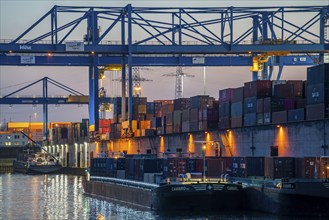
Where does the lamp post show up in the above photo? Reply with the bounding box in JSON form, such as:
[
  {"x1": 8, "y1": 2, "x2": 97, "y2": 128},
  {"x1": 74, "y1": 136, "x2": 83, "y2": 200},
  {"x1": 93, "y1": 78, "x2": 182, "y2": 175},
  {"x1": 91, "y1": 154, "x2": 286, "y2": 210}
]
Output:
[{"x1": 202, "y1": 143, "x2": 207, "y2": 182}]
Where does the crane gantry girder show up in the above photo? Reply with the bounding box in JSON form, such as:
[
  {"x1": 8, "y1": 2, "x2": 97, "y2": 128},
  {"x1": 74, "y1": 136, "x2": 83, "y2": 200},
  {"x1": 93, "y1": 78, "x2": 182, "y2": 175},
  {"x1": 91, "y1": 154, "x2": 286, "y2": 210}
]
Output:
[
  {"x1": 0, "y1": 44, "x2": 328, "y2": 54},
  {"x1": 0, "y1": 4, "x2": 328, "y2": 134},
  {"x1": 0, "y1": 54, "x2": 318, "y2": 66}
]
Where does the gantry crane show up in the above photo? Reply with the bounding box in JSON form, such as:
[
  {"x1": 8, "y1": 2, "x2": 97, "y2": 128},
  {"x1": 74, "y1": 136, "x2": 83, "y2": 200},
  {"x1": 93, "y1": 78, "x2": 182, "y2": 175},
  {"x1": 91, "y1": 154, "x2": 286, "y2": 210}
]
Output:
[{"x1": 0, "y1": 5, "x2": 328, "y2": 136}]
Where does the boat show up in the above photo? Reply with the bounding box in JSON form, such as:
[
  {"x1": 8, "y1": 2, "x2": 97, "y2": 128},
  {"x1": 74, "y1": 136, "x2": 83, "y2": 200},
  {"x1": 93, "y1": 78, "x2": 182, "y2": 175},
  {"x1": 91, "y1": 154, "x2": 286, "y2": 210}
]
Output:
[
  {"x1": 13, "y1": 132, "x2": 62, "y2": 174},
  {"x1": 84, "y1": 158, "x2": 245, "y2": 213},
  {"x1": 13, "y1": 152, "x2": 62, "y2": 174},
  {"x1": 151, "y1": 175, "x2": 245, "y2": 212},
  {"x1": 238, "y1": 178, "x2": 329, "y2": 217}
]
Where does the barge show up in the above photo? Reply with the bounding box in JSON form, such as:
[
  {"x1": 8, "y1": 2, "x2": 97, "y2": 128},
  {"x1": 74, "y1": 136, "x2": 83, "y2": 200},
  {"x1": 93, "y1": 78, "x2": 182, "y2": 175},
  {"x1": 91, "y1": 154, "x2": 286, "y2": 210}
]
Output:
[
  {"x1": 84, "y1": 175, "x2": 245, "y2": 212},
  {"x1": 152, "y1": 177, "x2": 244, "y2": 212},
  {"x1": 242, "y1": 178, "x2": 329, "y2": 217}
]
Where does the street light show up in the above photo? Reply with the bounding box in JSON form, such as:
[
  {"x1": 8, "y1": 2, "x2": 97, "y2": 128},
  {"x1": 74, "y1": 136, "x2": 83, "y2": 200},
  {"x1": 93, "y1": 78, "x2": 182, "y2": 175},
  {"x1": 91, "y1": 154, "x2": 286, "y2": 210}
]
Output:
[
  {"x1": 194, "y1": 140, "x2": 219, "y2": 182},
  {"x1": 202, "y1": 143, "x2": 207, "y2": 182}
]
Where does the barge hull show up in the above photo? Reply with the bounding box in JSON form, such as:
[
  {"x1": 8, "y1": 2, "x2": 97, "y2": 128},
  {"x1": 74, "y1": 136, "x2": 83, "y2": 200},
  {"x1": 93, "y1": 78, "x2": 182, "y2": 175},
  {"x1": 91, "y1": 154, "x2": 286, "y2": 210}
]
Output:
[
  {"x1": 84, "y1": 180, "x2": 153, "y2": 210},
  {"x1": 245, "y1": 181, "x2": 329, "y2": 217}
]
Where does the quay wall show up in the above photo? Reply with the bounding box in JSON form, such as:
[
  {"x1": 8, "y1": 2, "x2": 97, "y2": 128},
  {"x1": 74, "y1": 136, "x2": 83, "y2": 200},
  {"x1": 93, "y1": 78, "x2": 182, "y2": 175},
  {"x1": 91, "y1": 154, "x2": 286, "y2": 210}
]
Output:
[
  {"x1": 40, "y1": 120, "x2": 329, "y2": 170},
  {"x1": 107, "y1": 120, "x2": 328, "y2": 158}
]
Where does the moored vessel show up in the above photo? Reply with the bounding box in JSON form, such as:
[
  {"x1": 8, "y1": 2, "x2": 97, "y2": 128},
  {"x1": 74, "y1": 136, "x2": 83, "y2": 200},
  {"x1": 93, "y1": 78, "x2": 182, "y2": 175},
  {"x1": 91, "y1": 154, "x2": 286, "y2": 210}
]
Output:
[
  {"x1": 151, "y1": 176, "x2": 244, "y2": 212},
  {"x1": 13, "y1": 152, "x2": 62, "y2": 174},
  {"x1": 236, "y1": 177, "x2": 329, "y2": 217}
]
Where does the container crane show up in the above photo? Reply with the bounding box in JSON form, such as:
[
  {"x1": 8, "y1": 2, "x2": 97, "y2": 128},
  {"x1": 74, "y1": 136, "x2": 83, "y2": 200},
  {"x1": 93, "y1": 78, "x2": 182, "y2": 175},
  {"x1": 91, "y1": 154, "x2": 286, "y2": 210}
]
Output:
[
  {"x1": 162, "y1": 67, "x2": 195, "y2": 99},
  {"x1": 0, "y1": 5, "x2": 327, "y2": 135}
]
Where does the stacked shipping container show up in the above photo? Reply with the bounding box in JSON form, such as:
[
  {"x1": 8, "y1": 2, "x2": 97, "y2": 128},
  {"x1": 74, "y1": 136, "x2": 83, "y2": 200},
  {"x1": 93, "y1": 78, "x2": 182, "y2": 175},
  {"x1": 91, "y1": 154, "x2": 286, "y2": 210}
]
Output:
[
  {"x1": 90, "y1": 156, "x2": 329, "y2": 182},
  {"x1": 94, "y1": 64, "x2": 327, "y2": 142},
  {"x1": 306, "y1": 64, "x2": 329, "y2": 120}
]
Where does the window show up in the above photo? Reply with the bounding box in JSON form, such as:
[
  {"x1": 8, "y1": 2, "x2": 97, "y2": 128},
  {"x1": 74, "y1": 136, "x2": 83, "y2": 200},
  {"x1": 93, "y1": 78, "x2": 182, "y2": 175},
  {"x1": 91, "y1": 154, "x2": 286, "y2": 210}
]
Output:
[{"x1": 5, "y1": 142, "x2": 11, "y2": 146}]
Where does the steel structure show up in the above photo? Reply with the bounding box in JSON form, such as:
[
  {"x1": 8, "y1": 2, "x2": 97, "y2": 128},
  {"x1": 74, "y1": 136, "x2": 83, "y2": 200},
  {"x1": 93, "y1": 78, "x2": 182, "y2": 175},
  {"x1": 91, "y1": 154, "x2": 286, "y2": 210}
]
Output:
[
  {"x1": 163, "y1": 67, "x2": 195, "y2": 99},
  {"x1": 0, "y1": 77, "x2": 87, "y2": 140},
  {"x1": 0, "y1": 5, "x2": 328, "y2": 134}
]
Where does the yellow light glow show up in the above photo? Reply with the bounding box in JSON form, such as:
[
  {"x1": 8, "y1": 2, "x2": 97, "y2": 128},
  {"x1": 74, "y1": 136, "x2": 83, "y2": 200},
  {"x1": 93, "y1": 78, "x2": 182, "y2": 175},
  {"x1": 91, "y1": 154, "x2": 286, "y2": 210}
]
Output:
[
  {"x1": 275, "y1": 126, "x2": 289, "y2": 156},
  {"x1": 227, "y1": 130, "x2": 236, "y2": 156},
  {"x1": 159, "y1": 136, "x2": 165, "y2": 153},
  {"x1": 188, "y1": 134, "x2": 194, "y2": 153},
  {"x1": 205, "y1": 133, "x2": 211, "y2": 155},
  {"x1": 91, "y1": 51, "x2": 95, "y2": 54},
  {"x1": 128, "y1": 139, "x2": 131, "y2": 154},
  {"x1": 47, "y1": 53, "x2": 52, "y2": 56}
]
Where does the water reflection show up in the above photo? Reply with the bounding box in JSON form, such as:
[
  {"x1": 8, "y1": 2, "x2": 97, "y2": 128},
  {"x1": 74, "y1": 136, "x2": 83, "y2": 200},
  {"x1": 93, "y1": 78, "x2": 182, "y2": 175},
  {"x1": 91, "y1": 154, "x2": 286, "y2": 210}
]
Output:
[{"x1": 0, "y1": 174, "x2": 315, "y2": 220}]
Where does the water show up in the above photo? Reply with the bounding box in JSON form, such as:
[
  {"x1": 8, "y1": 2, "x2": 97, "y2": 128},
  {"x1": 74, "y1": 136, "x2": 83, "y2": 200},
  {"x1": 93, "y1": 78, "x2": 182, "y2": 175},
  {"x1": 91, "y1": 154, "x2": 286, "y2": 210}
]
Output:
[{"x1": 0, "y1": 174, "x2": 322, "y2": 220}]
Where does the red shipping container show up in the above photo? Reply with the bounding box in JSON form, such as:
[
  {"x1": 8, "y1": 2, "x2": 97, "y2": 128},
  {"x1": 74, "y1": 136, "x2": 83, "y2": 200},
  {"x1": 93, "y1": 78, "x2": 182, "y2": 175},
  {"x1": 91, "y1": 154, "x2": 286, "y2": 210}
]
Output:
[
  {"x1": 274, "y1": 83, "x2": 294, "y2": 98},
  {"x1": 99, "y1": 119, "x2": 112, "y2": 128},
  {"x1": 244, "y1": 80, "x2": 272, "y2": 98},
  {"x1": 231, "y1": 116, "x2": 243, "y2": 128},
  {"x1": 287, "y1": 80, "x2": 304, "y2": 97},
  {"x1": 284, "y1": 98, "x2": 295, "y2": 110}
]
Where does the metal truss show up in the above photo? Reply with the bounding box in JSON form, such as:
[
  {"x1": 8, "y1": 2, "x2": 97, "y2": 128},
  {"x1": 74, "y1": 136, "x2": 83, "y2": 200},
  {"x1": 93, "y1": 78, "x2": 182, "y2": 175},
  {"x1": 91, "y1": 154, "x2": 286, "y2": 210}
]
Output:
[{"x1": 0, "y1": 4, "x2": 328, "y2": 133}]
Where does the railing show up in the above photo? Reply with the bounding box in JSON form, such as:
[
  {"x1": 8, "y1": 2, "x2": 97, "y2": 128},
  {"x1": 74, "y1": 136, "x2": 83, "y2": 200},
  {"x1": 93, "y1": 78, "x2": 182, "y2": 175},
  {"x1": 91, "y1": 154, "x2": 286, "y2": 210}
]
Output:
[
  {"x1": 90, "y1": 176, "x2": 159, "y2": 190},
  {"x1": 0, "y1": 39, "x2": 322, "y2": 45}
]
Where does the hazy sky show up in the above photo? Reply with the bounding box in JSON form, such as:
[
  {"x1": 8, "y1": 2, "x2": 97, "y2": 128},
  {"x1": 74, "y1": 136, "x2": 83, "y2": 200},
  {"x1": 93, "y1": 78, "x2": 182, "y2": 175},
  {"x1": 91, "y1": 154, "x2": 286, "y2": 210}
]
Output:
[{"x1": 0, "y1": 0, "x2": 328, "y2": 124}]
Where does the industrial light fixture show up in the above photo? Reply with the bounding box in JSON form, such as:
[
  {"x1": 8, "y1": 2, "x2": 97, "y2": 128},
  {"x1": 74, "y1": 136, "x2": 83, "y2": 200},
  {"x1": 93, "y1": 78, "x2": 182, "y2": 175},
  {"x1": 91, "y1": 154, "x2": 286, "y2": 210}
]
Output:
[
  {"x1": 47, "y1": 52, "x2": 52, "y2": 56},
  {"x1": 276, "y1": 125, "x2": 281, "y2": 128},
  {"x1": 91, "y1": 51, "x2": 95, "y2": 54}
]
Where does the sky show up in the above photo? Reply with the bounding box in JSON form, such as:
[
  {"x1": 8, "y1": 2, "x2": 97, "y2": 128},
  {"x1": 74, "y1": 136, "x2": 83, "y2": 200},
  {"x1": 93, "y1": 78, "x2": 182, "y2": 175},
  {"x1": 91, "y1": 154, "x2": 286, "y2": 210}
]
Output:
[{"x1": 0, "y1": 0, "x2": 328, "y2": 124}]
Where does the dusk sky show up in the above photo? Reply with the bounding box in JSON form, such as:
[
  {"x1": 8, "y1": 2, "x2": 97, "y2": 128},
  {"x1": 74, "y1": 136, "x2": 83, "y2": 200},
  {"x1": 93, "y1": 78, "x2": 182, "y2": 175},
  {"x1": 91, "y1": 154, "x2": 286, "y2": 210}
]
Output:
[{"x1": 0, "y1": 0, "x2": 328, "y2": 124}]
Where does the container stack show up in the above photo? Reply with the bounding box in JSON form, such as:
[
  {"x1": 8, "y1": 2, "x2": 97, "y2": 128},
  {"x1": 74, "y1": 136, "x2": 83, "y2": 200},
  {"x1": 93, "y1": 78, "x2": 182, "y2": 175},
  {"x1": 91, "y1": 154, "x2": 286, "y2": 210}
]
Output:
[
  {"x1": 91, "y1": 64, "x2": 327, "y2": 142},
  {"x1": 190, "y1": 95, "x2": 215, "y2": 132},
  {"x1": 90, "y1": 155, "x2": 329, "y2": 182},
  {"x1": 306, "y1": 64, "x2": 329, "y2": 120},
  {"x1": 231, "y1": 87, "x2": 244, "y2": 128},
  {"x1": 244, "y1": 80, "x2": 272, "y2": 126},
  {"x1": 218, "y1": 89, "x2": 232, "y2": 129}
]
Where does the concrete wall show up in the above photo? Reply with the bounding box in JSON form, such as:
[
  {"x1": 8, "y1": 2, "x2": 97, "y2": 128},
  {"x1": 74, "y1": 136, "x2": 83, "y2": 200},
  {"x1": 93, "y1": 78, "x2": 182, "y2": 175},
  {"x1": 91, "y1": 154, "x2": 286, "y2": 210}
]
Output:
[
  {"x1": 47, "y1": 120, "x2": 329, "y2": 167},
  {"x1": 108, "y1": 120, "x2": 329, "y2": 158}
]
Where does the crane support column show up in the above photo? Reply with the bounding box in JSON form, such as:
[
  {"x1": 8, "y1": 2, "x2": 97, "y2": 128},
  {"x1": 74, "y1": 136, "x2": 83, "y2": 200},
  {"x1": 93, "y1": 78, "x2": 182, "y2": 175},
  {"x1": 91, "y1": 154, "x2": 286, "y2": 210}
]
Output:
[
  {"x1": 88, "y1": 57, "x2": 99, "y2": 133},
  {"x1": 252, "y1": 15, "x2": 259, "y2": 81},
  {"x1": 127, "y1": 4, "x2": 133, "y2": 124},
  {"x1": 43, "y1": 78, "x2": 48, "y2": 144},
  {"x1": 88, "y1": 8, "x2": 100, "y2": 133},
  {"x1": 121, "y1": 57, "x2": 127, "y2": 121},
  {"x1": 319, "y1": 8, "x2": 328, "y2": 63},
  {"x1": 121, "y1": 9, "x2": 126, "y2": 121}
]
